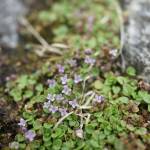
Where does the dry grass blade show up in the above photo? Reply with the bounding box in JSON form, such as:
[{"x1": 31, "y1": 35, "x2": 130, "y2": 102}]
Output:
[
  {"x1": 20, "y1": 17, "x2": 63, "y2": 56},
  {"x1": 53, "y1": 111, "x2": 74, "y2": 130}
]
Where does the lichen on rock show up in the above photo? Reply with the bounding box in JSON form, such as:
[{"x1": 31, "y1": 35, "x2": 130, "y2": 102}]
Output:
[
  {"x1": 122, "y1": 0, "x2": 150, "y2": 82},
  {"x1": 0, "y1": 0, "x2": 26, "y2": 48}
]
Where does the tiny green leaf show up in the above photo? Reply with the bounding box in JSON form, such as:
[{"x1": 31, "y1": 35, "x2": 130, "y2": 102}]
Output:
[{"x1": 126, "y1": 66, "x2": 136, "y2": 76}]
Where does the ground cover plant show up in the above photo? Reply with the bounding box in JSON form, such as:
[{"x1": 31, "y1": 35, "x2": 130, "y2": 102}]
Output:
[{"x1": 0, "y1": 0, "x2": 150, "y2": 149}]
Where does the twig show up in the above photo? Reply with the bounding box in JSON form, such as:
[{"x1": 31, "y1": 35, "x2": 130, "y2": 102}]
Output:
[
  {"x1": 114, "y1": 1, "x2": 125, "y2": 57},
  {"x1": 79, "y1": 111, "x2": 84, "y2": 129},
  {"x1": 51, "y1": 43, "x2": 69, "y2": 49},
  {"x1": 35, "y1": 45, "x2": 63, "y2": 56},
  {"x1": 20, "y1": 17, "x2": 49, "y2": 47},
  {"x1": 78, "y1": 92, "x2": 95, "y2": 110},
  {"x1": 82, "y1": 92, "x2": 95, "y2": 107},
  {"x1": 82, "y1": 91, "x2": 94, "y2": 103},
  {"x1": 20, "y1": 17, "x2": 62, "y2": 55},
  {"x1": 78, "y1": 105, "x2": 92, "y2": 109},
  {"x1": 81, "y1": 76, "x2": 91, "y2": 104},
  {"x1": 53, "y1": 111, "x2": 74, "y2": 130},
  {"x1": 85, "y1": 113, "x2": 91, "y2": 125}
]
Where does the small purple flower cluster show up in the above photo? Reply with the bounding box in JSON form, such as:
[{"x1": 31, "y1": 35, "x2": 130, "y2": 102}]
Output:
[
  {"x1": 43, "y1": 53, "x2": 97, "y2": 120},
  {"x1": 18, "y1": 118, "x2": 26, "y2": 127},
  {"x1": 62, "y1": 85, "x2": 72, "y2": 95},
  {"x1": 44, "y1": 64, "x2": 82, "y2": 116},
  {"x1": 25, "y1": 130, "x2": 36, "y2": 142},
  {"x1": 67, "y1": 59, "x2": 77, "y2": 67},
  {"x1": 57, "y1": 64, "x2": 65, "y2": 73},
  {"x1": 18, "y1": 118, "x2": 36, "y2": 142},
  {"x1": 44, "y1": 93, "x2": 65, "y2": 107},
  {"x1": 43, "y1": 100, "x2": 51, "y2": 109},
  {"x1": 47, "y1": 94, "x2": 54, "y2": 101},
  {"x1": 59, "y1": 108, "x2": 68, "y2": 116},
  {"x1": 69, "y1": 100, "x2": 78, "y2": 108},
  {"x1": 18, "y1": 46, "x2": 100, "y2": 143},
  {"x1": 84, "y1": 56, "x2": 96, "y2": 65},
  {"x1": 83, "y1": 48, "x2": 96, "y2": 66},
  {"x1": 49, "y1": 105, "x2": 58, "y2": 113},
  {"x1": 43, "y1": 90, "x2": 79, "y2": 116},
  {"x1": 74, "y1": 74, "x2": 82, "y2": 84},
  {"x1": 47, "y1": 79, "x2": 56, "y2": 88},
  {"x1": 61, "y1": 74, "x2": 68, "y2": 85},
  {"x1": 84, "y1": 49, "x2": 92, "y2": 55},
  {"x1": 43, "y1": 93, "x2": 67, "y2": 115},
  {"x1": 55, "y1": 94, "x2": 64, "y2": 101}
]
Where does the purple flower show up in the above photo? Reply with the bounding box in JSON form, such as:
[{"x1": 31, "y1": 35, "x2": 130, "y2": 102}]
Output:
[
  {"x1": 59, "y1": 108, "x2": 68, "y2": 116},
  {"x1": 47, "y1": 79, "x2": 56, "y2": 88},
  {"x1": 62, "y1": 85, "x2": 71, "y2": 95},
  {"x1": 84, "y1": 49, "x2": 92, "y2": 55},
  {"x1": 49, "y1": 106, "x2": 58, "y2": 113},
  {"x1": 43, "y1": 101, "x2": 51, "y2": 109},
  {"x1": 74, "y1": 74, "x2": 82, "y2": 84},
  {"x1": 61, "y1": 74, "x2": 68, "y2": 85},
  {"x1": 67, "y1": 59, "x2": 77, "y2": 67},
  {"x1": 18, "y1": 118, "x2": 26, "y2": 127},
  {"x1": 47, "y1": 94, "x2": 55, "y2": 101},
  {"x1": 47, "y1": 94, "x2": 52, "y2": 100},
  {"x1": 25, "y1": 130, "x2": 36, "y2": 142},
  {"x1": 22, "y1": 127, "x2": 27, "y2": 132},
  {"x1": 84, "y1": 56, "x2": 96, "y2": 65},
  {"x1": 95, "y1": 95, "x2": 105, "y2": 103},
  {"x1": 55, "y1": 94, "x2": 64, "y2": 101},
  {"x1": 57, "y1": 64, "x2": 65, "y2": 73},
  {"x1": 69, "y1": 100, "x2": 78, "y2": 108}
]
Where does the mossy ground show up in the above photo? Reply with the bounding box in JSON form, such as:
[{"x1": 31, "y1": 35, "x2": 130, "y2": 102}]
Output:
[{"x1": 0, "y1": 0, "x2": 150, "y2": 150}]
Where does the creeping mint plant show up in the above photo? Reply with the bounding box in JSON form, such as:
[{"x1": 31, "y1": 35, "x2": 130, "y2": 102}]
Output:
[{"x1": 4, "y1": 0, "x2": 150, "y2": 149}]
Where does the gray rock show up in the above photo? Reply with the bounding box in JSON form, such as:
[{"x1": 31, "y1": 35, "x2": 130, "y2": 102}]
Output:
[
  {"x1": 0, "y1": 0, "x2": 26, "y2": 48},
  {"x1": 122, "y1": 0, "x2": 150, "y2": 82}
]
